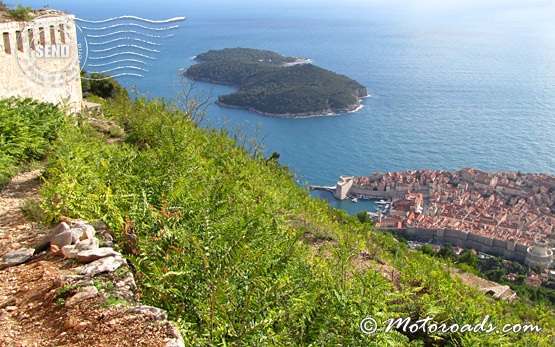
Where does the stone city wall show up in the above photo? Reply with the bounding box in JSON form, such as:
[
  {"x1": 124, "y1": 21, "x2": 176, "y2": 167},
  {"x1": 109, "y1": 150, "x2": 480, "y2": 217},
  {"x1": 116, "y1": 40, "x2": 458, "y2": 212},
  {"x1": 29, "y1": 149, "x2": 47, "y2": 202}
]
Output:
[
  {"x1": 385, "y1": 227, "x2": 528, "y2": 262},
  {"x1": 348, "y1": 186, "x2": 405, "y2": 199}
]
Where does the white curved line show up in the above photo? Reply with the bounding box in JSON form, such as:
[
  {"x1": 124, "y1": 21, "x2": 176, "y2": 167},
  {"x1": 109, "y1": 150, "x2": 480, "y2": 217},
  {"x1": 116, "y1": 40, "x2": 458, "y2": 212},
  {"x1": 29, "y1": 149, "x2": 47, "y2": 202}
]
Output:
[
  {"x1": 82, "y1": 23, "x2": 180, "y2": 31},
  {"x1": 91, "y1": 44, "x2": 160, "y2": 53},
  {"x1": 86, "y1": 30, "x2": 174, "y2": 38},
  {"x1": 87, "y1": 59, "x2": 150, "y2": 67},
  {"x1": 88, "y1": 52, "x2": 157, "y2": 60},
  {"x1": 89, "y1": 37, "x2": 161, "y2": 46},
  {"x1": 85, "y1": 72, "x2": 144, "y2": 80},
  {"x1": 76, "y1": 16, "x2": 185, "y2": 24},
  {"x1": 96, "y1": 66, "x2": 149, "y2": 74}
]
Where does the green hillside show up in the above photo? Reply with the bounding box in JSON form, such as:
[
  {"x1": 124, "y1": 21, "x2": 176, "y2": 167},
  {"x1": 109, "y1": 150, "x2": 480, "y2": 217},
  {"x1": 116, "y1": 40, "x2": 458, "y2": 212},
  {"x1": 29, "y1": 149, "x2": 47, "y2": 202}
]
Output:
[
  {"x1": 3, "y1": 95, "x2": 554, "y2": 346},
  {"x1": 0, "y1": 98, "x2": 64, "y2": 187},
  {"x1": 185, "y1": 48, "x2": 367, "y2": 117}
]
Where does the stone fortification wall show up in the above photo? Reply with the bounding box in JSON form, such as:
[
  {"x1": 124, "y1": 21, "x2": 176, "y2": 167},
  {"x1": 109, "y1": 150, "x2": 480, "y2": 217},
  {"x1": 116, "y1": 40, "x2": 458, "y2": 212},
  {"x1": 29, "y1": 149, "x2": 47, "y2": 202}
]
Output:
[
  {"x1": 348, "y1": 186, "x2": 405, "y2": 199},
  {"x1": 386, "y1": 227, "x2": 529, "y2": 263},
  {"x1": 0, "y1": 13, "x2": 82, "y2": 111}
]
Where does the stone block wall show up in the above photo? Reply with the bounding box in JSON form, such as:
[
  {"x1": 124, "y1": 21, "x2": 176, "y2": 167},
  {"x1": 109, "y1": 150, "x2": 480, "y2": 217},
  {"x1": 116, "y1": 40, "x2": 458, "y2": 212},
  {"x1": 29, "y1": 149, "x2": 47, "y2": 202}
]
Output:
[
  {"x1": 388, "y1": 227, "x2": 529, "y2": 263},
  {"x1": 0, "y1": 14, "x2": 82, "y2": 112}
]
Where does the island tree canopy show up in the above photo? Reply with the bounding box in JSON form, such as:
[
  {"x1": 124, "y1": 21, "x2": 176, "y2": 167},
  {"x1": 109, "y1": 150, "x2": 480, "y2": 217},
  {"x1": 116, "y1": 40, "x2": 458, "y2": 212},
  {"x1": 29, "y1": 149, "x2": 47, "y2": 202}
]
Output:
[{"x1": 185, "y1": 48, "x2": 367, "y2": 117}]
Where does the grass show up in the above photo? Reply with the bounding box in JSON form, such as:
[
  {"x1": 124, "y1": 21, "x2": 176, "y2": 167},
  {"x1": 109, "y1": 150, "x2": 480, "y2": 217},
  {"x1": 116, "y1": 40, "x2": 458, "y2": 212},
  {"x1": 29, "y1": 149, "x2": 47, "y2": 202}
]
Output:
[
  {"x1": 21, "y1": 197, "x2": 46, "y2": 223},
  {"x1": 56, "y1": 284, "x2": 72, "y2": 297},
  {"x1": 4, "y1": 94, "x2": 553, "y2": 346},
  {"x1": 55, "y1": 297, "x2": 66, "y2": 307},
  {"x1": 93, "y1": 279, "x2": 115, "y2": 292},
  {"x1": 99, "y1": 297, "x2": 130, "y2": 308}
]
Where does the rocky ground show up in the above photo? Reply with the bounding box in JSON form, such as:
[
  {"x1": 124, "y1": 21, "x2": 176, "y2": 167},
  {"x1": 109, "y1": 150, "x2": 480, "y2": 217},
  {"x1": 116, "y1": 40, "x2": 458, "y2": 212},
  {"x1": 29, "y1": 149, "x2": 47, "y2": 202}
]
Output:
[{"x1": 0, "y1": 170, "x2": 183, "y2": 347}]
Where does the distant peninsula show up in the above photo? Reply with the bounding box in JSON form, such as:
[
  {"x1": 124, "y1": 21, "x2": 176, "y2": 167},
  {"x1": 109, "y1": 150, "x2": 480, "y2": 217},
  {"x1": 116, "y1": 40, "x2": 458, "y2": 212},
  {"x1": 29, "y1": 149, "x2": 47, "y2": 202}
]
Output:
[{"x1": 184, "y1": 48, "x2": 368, "y2": 117}]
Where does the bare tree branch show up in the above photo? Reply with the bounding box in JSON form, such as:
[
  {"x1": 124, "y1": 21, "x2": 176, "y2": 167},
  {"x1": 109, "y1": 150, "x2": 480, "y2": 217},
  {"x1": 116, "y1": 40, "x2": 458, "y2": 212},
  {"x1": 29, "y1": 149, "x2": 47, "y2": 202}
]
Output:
[{"x1": 171, "y1": 72, "x2": 213, "y2": 127}]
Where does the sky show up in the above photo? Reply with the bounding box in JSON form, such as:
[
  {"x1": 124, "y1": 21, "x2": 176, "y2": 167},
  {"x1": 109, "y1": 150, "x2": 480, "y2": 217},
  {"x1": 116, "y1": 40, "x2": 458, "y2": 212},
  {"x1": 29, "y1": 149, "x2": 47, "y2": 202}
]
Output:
[
  {"x1": 13, "y1": 0, "x2": 555, "y2": 15},
  {"x1": 11, "y1": 0, "x2": 555, "y2": 31}
]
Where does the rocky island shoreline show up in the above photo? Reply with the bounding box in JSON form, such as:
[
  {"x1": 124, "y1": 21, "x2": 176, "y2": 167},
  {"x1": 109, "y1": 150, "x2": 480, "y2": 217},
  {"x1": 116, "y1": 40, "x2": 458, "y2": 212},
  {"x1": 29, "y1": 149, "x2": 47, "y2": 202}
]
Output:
[{"x1": 214, "y1": 96, "x2": 367, "y2": 118}]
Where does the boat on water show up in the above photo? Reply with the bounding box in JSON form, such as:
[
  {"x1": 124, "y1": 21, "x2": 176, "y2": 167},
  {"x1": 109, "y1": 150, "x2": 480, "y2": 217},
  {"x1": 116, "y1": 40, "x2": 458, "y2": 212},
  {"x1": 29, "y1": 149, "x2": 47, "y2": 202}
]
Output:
[
  {"x1": 375, "y1": 199, "x2": 388, "y2": 204},
  {"x1": 352, "y1": 197, "x2": 358, "y2": 203}
]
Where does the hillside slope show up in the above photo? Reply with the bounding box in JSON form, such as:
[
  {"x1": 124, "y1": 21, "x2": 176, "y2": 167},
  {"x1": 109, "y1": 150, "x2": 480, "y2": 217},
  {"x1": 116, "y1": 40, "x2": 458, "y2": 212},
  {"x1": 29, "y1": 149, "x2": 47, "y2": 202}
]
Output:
[{"x1": 2, "y1": 95, "x2": 553, "y2": 346}]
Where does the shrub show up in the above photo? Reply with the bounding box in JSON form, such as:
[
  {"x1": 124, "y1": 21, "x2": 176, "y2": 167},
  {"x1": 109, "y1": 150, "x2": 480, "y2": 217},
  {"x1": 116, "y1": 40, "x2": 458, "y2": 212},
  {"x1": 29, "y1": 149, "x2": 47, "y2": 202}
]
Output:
[
  {"x1": 0, "y1": 98, "x2": 65, "y2": 187},
  {"x1": 85, "y1": 73, "x2": 127, "y2": 99},
  {"x1": 8, "y1": 4, "x2": 33, "y2": 21}
]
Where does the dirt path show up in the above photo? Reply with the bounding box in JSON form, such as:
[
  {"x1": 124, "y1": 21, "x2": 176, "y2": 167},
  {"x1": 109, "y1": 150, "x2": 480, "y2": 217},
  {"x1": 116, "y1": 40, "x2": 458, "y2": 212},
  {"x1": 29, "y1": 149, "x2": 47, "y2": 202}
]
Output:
[
  {"x1": 0, "y1": 169, "x2": 46, "y2": 256},
  {"x1": 0, "y1": 170, "x2": 181, "y2": 347}
]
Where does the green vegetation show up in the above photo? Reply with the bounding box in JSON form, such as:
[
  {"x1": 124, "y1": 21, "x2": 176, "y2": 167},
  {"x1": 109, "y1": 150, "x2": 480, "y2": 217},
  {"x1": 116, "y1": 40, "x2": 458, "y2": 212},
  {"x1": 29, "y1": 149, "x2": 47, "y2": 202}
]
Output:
[
  {"x1": 56, "y1": 284, "x2": 72, "y2": 297},
  {"x1": 54, "y1": 283, "x2": 75, "y2": 307},
  {"x1": 195, "y1": 48, "x2": 297, "y2": 65},
  {"x1": 99, "y1": 297, "x2": 130, "y2": 308},
  {"x1": 418, "y1": 244, "x2": 555, "y2": 307},
  {"x1": 0, "y1": 98, "x2": 65, "y2": 188},
  {"x1": 81, "y1": 71, "x2": 127, "y2": 99},
  {"x1": 185, "y1": 48, "x2": 367, "y2": 116},
  {"x1": 356, "y1": 210, "x2": 373, "y2": 224},
  {"x1": 2, "y1": 95, "x2": 554, "y2": 345},
  {"x1": 0, "y1": 4, "x2": 33, "y2": 21},
  {"x1": 479, "y1": 256, "x2": 555, "y2": 308},
  {"x1": 21, "y1": 197, "x2": 46, "y2": 222},
  {"x1": 455, "y1": 250, "x2": 480, "y2": 275}
]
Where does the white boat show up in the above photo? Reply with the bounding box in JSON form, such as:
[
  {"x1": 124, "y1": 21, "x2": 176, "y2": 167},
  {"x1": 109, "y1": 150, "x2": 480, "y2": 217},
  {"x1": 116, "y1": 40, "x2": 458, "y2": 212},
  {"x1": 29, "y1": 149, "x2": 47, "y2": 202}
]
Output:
[
  {"x1": 376, "y1": 199, "x2": 388, "y2": 204},
  {"x1": 352, "y1": 197, "x2": 358, "y2": 202}
]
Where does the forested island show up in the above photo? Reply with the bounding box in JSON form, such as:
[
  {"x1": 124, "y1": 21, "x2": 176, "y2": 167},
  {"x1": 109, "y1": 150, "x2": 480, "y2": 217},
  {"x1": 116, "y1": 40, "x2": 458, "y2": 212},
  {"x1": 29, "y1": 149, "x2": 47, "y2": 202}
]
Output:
[{"x1": 184, "y1": 48, "x2": 368, "y2": 117}]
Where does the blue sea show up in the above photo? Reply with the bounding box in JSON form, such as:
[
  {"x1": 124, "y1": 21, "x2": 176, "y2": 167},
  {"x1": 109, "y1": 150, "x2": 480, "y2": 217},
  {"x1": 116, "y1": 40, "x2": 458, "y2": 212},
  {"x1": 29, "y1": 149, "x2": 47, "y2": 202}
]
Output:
[{"x1": 24, "y1": 0, "x2": 555, "y2": 214}]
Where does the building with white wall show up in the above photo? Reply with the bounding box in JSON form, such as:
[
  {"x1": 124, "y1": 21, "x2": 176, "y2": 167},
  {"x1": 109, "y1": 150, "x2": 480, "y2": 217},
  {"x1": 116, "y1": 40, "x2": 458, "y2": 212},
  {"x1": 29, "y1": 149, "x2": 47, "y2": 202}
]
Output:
[{"x1": 0, "y1": 10, "x2": 82, "y2": 111}]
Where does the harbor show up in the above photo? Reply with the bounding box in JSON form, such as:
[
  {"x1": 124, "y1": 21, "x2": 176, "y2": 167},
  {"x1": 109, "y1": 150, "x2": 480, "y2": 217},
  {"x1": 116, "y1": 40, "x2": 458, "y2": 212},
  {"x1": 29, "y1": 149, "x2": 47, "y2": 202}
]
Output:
[{"x1": 309, "y1": 185, "x2": 392, "y2": 218}]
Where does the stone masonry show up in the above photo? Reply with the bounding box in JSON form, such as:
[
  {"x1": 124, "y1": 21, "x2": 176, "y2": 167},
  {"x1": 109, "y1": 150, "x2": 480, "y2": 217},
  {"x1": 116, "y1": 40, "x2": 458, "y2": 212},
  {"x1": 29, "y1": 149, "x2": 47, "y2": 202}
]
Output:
[{"x1": 0, "y1": 11, "x2": 82, "y2": 112}]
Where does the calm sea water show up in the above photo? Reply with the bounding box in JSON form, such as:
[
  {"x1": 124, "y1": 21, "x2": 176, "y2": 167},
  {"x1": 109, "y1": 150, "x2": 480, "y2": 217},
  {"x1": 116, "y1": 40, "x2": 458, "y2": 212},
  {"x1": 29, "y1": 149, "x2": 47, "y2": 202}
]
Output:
[{"x1": 26, "y1": 0, "x2": 555, "y2": 214}]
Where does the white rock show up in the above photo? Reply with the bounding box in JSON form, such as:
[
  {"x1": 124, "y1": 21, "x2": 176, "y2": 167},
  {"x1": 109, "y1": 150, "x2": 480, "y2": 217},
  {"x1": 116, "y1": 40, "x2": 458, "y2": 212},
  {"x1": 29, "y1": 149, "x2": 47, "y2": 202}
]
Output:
[
  {"x1": 78, "y1": 255, "x2": 125, "y2": 276},
  {"x1": 1, "y1": 248, "x2": 35, "y2": 268},
  {"x1": 71, "y1": 221, "x2": 89, "y2": 230},
  {"x1": 79, "y1": 225, "x2": 96, "y2": 241},
  {"x1": 75, "y1": 238, "x2": 99, "y2": 252},
  {"x1": 32, "y1": 222, "x2": 70, "y2": 253},
  {"x1": 65, "y1": 286, "x2": 98, "y2": 307},
  {"x1": 77, "y1": 247, "x2": 119, "y2": 263},
  {"x1": 101, "y1": 232, "x2": 113, "y2": 247},
  {"x1": 67, "y1": 228, "x2": 84, "y2": 243},
  {"x1": 56, "y1": 222, "x2": 71, "y2": 232},
  {"x1": 61, "y1": 245, "x2": 76, "y2": 259},
  {"x1": 51, "y1": 231, "x2": 73, "y2": 249},
  {"x1": 131, "y1": 305, "x2": 167, "y2": 320}
]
